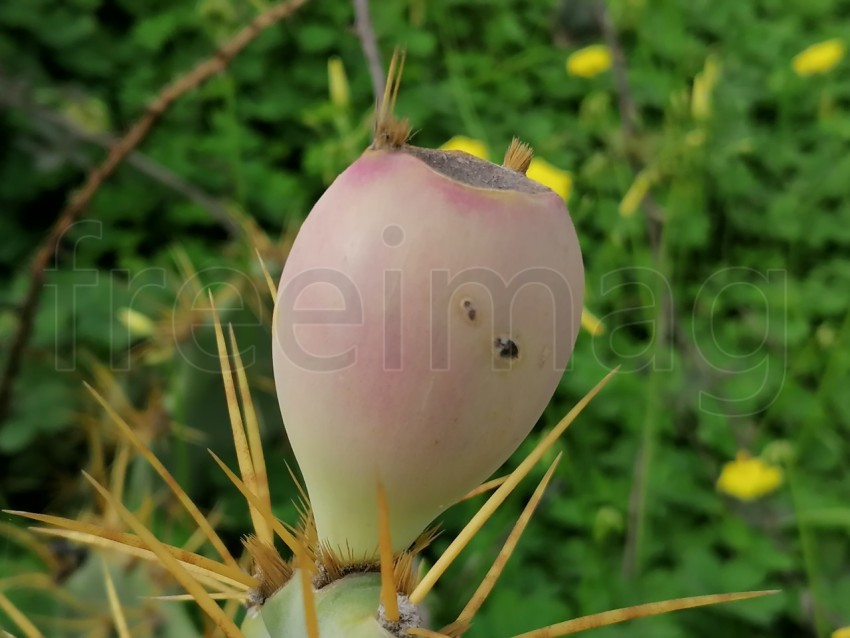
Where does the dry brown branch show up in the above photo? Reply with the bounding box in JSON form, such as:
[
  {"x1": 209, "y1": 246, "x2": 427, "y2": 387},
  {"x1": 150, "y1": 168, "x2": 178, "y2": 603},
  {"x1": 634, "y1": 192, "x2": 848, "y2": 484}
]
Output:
[
  {"x1": 0, "y1": 72, "x2": 240, "y2": 234},
  {"x1": 352, "y1": 0, "x2": 385, "y2": 107},
  {"x1": 0, "y1": 0, "x2": 310, "y2": 422}
]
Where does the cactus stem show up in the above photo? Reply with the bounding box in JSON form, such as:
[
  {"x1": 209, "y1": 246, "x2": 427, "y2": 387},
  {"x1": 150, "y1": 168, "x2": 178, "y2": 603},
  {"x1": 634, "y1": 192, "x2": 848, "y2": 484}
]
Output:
[
  {"x1": 510, "y1": 590, "x2": 781, "y2": 637},
  {"x1": 445, "y1": 454, "x2": 563, "y2": 636},
  {"x1": 376, "y1": 481, "x2": 400, "y2": 623},
  {"x1": 101, "y1": 559, "x2": 131, "y2": 638},
  {"x1": 410, "y1": 368, "x2": 619, "y2": 605},
  {"x1": 81, "y1": 472, "x2": 244, "y2": 638},
  {"x1": 406, "y1": 629, "x2": 451, "y2": 638},
  {"x1": 83, "y1": 382, "x2": 240, "y2": 570}
]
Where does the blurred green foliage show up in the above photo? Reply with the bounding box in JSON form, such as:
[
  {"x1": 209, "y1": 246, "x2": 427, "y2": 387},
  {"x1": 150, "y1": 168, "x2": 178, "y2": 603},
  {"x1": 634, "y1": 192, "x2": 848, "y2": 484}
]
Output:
[{"x1": 2, "y1": 0, "x2": 850, "y2": 636}]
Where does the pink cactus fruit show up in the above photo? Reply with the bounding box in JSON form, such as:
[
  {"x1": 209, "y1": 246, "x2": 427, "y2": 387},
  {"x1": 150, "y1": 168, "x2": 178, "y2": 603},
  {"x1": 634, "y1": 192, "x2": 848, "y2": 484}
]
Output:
[{"x1": 272, "y1": 142, "x2": 584, "y2": 559}]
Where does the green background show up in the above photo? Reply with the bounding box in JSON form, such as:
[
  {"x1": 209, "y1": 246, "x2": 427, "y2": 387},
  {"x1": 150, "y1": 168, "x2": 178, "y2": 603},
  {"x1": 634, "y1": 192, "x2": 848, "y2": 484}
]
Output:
[{"x1": 1, "y1": 0, "x2": 849, "y2": 636}]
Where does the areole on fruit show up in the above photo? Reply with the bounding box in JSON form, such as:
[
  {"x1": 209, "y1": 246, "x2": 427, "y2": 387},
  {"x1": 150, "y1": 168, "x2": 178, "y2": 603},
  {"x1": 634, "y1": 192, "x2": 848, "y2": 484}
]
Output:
[{"x1": 272, "y1": 55, "x2": 585, "y2": 561}]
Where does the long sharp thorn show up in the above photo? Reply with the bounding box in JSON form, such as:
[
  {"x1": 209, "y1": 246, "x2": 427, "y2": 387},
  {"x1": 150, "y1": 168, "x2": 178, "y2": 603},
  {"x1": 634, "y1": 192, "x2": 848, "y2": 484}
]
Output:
[
  {"x1": 208, "y1": 293, "x2": 266, "y2": 541},
  {"x1": 285, "y1": 460, "x2": 311, "y2": 507},
  {"x1": 255, "y1": 248, "x2": 278, "y2": 303},
  {"x1": 172, "y1": 246, "x2": 203, "y2": 298},
  {"x1": 31, "y1": 527, "x2": 251, "y2": 592},
  {"x1": 377, "y1": 481, "x2": 400, "y2": 622},
  {"x1": 379, "y1": 49, "x2": 399, "y2": 121},
  {"x1": 449, "y1": 454, "x2": 562, "y2": 634},
  {"x1": 297, "y1": 542, "x2": 320, "y2": 638},
  {"x1": 410, "y1": 368, "x2": 618, "y2": 604},
  {"x1": 149, "y1": 592, "x2": 244, "y2": 602},
  {"x1": 183, "y1": 507, "x2": 224, "y2": 554},
  {"x1": 83, "y1": 383, "x2": 239, "y2": 569},
  {"x1": 0, "y1": 591, "x2": 44, "y2": 638},
  {"x1": 458, "y1": 475, "x2": 509, "y2": 503},
  {"x1": 228, "y1": 324, "x2": 273, "y2": 546},
  {"x1": 0, "y1": 573, "x2": 98, "y2": 615},
  {"x1": 208, "y1": 450, "x2": 301, "y2": 555},
  {"x1": 389, "y1": 48, "x2": 406, "y2": 114},
  {"x1": 5, "y1": 509, "x2": 254, "y2": 588},
  {"x1": 81, "y1": 472, "x2": 244, "y2": 638},
  {"x1": 101, "y1": 560, "x2": 131, "y2": 638},
  {"x1": 511, "y1": 590, "x2": 780, "y2": 637},
  {"x1": 108, "y1": 443, "x2": 132, "y2": 512},
  {"x1": 0, "y1": 520, "x2": 60, "y2": 573}
]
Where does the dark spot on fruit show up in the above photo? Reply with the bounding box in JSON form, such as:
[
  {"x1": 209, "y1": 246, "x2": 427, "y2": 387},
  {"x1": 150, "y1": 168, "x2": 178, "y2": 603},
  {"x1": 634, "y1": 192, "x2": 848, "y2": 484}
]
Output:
[
  {"x1": 463, "y1": 299, "x2": 476, "y2": 321},
  {"x1": 495, "y1": 337, "x2": 519, "y2": 359}
]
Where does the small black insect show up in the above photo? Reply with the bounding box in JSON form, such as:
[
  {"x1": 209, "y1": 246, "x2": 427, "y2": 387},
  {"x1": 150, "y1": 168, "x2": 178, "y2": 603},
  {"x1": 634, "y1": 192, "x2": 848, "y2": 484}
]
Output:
[
  {"x1": 463, "y1": 299, "x2": 476, "y2": 321},
  {"x1": 48, "y1": 538, "x2": 88, "y2": 582},
  {"x1": 494, "y1": 336, "x2": 519, "y2": 359}
]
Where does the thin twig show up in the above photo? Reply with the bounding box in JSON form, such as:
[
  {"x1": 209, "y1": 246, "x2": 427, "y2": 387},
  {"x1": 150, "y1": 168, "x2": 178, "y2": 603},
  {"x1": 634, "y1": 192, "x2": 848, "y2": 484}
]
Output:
[
  {"x1": 0, "y1": 74, "x2": 239, "y2": 233},
  {"x1": 594, "y1": 0, "x2": 662, "y2": 251},
  {"x1": 0, "y1": 0, "x2": 310, "y2": 422},
  {"x1": 352, "y1": 0, "x2": 385, "y2": 108},
  {"x1": 595, "y1": 3, "x2": 636, "y2": 137},
  {"x1": 594, "y1": 0, "x2": 674, "y2": 580}
]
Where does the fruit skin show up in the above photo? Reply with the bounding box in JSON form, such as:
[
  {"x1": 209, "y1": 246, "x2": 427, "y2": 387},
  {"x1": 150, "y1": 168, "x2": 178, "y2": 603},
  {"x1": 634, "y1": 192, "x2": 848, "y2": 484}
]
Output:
[{"x1": 273, "y1": 148, "x2": 584, "y2": 558}]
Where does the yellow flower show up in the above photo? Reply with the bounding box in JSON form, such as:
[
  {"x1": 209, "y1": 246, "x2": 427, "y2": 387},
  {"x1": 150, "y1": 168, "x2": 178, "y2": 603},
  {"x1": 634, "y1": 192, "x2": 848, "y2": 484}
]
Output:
[
  {"x1": 327, "y1": 56, "x2": 350, "y2": 108},
  {"x1": 832, "y1": 628, "x2": 850, "y2": 638},
  {"x1": 527, "y1": 157, "x2": 573, "y2": 200},
  {"x1": 717, "y1": 451, "x2": 783, "y2": 502},
  {"x1": 117, "y1": 308, "x2": 155, "y2": 338},
  {"x1": 440, "y1": 136, "x2": 489, "y2": 160},
  {"x1": 691, "y1": 55, "x2": 721, "y2": 121},
  {"x1": 619, "y1": 169, "x2": 655, "y2": 217},
  {"x1": 581, "y1": 307, "x2": 605, "y2": 336},
  {"x1": 566, "y1": 45, "x2": 612, "y2": 78},
  {"x1": 792, "y1": 38, "x2": 845, "y2": 76}
]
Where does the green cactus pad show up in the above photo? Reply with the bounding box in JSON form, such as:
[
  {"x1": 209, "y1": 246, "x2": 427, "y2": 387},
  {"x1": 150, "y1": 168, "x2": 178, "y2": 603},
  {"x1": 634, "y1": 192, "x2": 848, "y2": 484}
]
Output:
[{"x1": 251, "y1": 570, "x2": 398, "y2": 638}]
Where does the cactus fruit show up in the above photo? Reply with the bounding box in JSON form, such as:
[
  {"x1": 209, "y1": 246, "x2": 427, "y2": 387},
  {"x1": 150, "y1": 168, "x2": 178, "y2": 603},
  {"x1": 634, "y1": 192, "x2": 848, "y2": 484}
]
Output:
[
  {"x1": 3, "y1": 52, "x2": 777, "y2": 638},
  {"x1": 272, "y1": 112, "x2": 584, "y2": 560}
]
